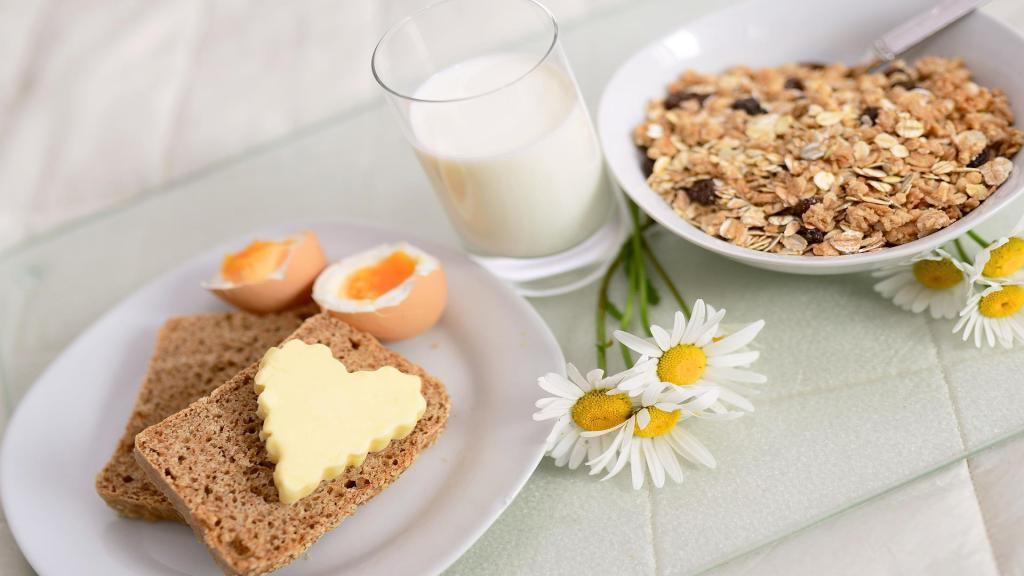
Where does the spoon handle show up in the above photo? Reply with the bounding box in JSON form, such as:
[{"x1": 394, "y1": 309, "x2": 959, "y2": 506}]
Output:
[{"x1": 873, "y1": 0, "x2": 990, "y2": 61}]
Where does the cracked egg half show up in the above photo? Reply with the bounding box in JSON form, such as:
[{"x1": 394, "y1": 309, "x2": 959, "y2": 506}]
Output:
[
  {"x1": 205, "y1": 230, "x2": 327, "y2": 314},
  {"x1": 313, "y1": 243, "x2": 447, "y2": 341}
]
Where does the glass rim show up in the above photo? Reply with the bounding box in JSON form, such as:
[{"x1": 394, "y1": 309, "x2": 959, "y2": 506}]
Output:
[{"x1": 370, "y1": 0, "x2": 559, "y2": 104}]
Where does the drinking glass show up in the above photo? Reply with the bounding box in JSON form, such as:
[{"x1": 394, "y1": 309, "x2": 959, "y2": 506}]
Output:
[{"x1": 372, "y1": 0, "x2": 626, "y2": 297}]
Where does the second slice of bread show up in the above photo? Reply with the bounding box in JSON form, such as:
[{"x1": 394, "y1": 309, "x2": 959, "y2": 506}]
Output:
[
  {"x1": 95, "y1": 308, "x2": 313, "y2": 521},
  {"x1": 133, "y1": 313, "x2": 450, "y2": 576}
]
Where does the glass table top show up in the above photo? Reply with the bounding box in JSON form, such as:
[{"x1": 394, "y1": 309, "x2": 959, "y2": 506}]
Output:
[{"x1": 3, "y1": 0, "x2": 1024, "y2": 574}]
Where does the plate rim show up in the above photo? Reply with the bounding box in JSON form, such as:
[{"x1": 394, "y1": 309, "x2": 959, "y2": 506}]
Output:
[{"x1": 0, "y1": 218, "x2": 564, "y2": 576}]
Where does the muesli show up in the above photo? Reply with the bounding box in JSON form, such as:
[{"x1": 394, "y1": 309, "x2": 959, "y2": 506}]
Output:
[{"x1": 634, "y1": 57, "x2": 1023, "y2": 256}]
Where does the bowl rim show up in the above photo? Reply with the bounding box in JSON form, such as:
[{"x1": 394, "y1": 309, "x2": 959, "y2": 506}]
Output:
[{"x1": 597, "y1": 5, "x2": 1024, "y2": 271}]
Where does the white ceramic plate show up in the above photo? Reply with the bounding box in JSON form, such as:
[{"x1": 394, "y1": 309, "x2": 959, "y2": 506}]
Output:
[
  {"x1": 598, "y1": 0, "x2": 1024, "y2": 274},
  {"x1": 1, "y1": 220, "x2": 562, "y2": 576}
]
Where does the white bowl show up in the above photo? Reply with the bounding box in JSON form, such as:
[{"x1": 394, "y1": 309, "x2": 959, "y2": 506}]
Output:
[{"x1": 598, "y1": 0, "x2": 1024, "y2": 275}]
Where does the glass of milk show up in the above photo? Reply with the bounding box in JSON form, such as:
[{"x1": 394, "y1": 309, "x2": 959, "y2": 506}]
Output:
[{"x1": 372, "y1": 0, "x2": 626, "y2": 297}]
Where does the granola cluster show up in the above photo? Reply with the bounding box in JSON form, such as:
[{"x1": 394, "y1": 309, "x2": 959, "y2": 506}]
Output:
[{"x1": 634, "y1": 57, "x2": 1022, "y2": 256}]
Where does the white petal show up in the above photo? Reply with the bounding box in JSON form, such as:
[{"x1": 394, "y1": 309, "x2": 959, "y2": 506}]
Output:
[
  {"x1": 684, "y1": 389, "x2": 721, "y2": 412},
  {"x1": 655, "y1": 438, "x2": 684, "y2": 483},
  {"x1": 705, "y1": 365, "x2": 768, "y2": 384},
  {"x1": 614, "y1": 330, "x2": 663, "y2": 357},
  {"x1": 630, "y1": 441, "x2": 645, "y2": 489},
  {"x1": 694, "y1": 411, "x2": 744, "y2": 421},
  {"x1": 651, "y1": 325, "x2": 671, "y2": 351},
  {"x1": 659, "y1": 385, "x2": 703, "y2": 402},
  {"x1": 643, "y1": 439, "x2": 664, "y2": 488},
  {"x1": 909, "y1": 291, "x2": 930, "y2": 314},
  {"x1": 538, "y1": 373, "x2": 583, "y2": 399},
  {"x1": 614, "y1": 371, "x2": 651, "y2": 393},
  {"x1": 680, "y1": 300, "x2": 707, "y2": 344},
  {"x1": 874, "y1": 273, "x2": 910, "y2": 296},
  {"x1": 636, "y1": 408, "x2": 652, "y2": 431},
  {"x1": 580, "y1": 419, "x2": 626, "y2": 438},
  {"x1": 551, "y1": 428, "x2": 579, "y2": 460},
  {"x1": 1009, "y1": 317, "x2": 1024, "y2": 342},
  {"x1": 587, "y1": 435, "x2": 604, "y2": 471},
  {"x1": 533, "y1": 403, "x2": 573, "y2": 421},
  {"x1": 567, "y1": 363, "x2": 591, "y2": 392},
  {"x1": 703, "y1": 320, "x2": 764, "y2": 355},
  {"x1": 670, "y1": 311, "x2": 687, "y2": 346},
  {"x1": 717, "y1": 387, "x2": 755, "y2": 412},
  {"x1": 892, "y1": 283, "x2": 922, "y2": 309},
  {"x1": 670, "y1": 427, "x2": 716, "y2": 468},
  {"x1": 954, "y1": 312, "x2": 975, "y2": 340},
  {"x1": 588, "y1": 426, "x2": 624, "y2": 473},
  {"x1": 706, "y1": 350, "x2": 760, "y2": 367},
  {"x1": 641, "y1": 382, "x2": 664, "y2": 406},
  {"x1": 567, "y1": 436, "x2": 588, "y2": 470},
  {"x1": 695, "y1": 308, "x2": 727, "y2": 347},
  {"x1": 603, "y1": 422, "x2": 635, "y2": 480}
]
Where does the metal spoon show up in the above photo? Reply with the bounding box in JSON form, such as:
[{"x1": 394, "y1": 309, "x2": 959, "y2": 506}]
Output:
[{"x1": 863, "y1": 0, "x2": 990, "y2": 72}]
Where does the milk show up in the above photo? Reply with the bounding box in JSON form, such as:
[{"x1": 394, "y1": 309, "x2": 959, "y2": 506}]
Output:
[{"x1": 408, "y1": 53, "x2": 610, "y2": 258}]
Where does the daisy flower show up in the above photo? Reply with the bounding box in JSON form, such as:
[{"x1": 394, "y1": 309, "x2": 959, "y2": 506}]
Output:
[
  {"x1": 872, "y1": 249, "x2": 971, "y2": 319},
  {"x1": 585, "y1": 387, "x2": 725, "y2": 489},
  {"x1": 970, "y1": 224, "x2": 1024, "y2": 285},
  {"x1": 953, "y1": 282, "x2": 1024, "y2": 348},
  {"x1": 611, "y1": 299, "x2": 766, "y2": 413},
  {"x1": 533, "y1": 364, "x2": 634, "y2": 472}
]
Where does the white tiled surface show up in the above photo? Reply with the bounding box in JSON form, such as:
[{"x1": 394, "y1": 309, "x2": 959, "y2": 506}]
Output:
[{"x1": 3, "y1": 1, "x2": 1024, "y2": 575}]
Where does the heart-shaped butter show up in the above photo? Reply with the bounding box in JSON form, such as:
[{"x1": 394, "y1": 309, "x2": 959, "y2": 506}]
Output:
[{"x1": 254, "y1": 339, "x2": 426, "y2": 504}]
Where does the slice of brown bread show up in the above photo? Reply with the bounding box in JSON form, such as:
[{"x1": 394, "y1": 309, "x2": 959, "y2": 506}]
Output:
[
  {"x1": 133, "y1": 313, "x2": 450, "y2": 576},
  {"x1": 96, "y1": 307, "x2": 314, "y2": 521}
]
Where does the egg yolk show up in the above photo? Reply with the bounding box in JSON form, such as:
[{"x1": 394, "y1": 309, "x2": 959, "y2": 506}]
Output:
[
  {"x1": 221, "y1": 240, "x2": 291, "y2": 284},
  {"x1": 345, "y1": 251, "x2": 418, "y2": 300}
]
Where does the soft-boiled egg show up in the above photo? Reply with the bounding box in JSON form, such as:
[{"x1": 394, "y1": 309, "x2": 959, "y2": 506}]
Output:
[
  {"x1": 313, "y1": 243, "x2": 447, "y2": 341},
  {"x1": 205, "y1": 230, "x2": 327, "y2": 314}
]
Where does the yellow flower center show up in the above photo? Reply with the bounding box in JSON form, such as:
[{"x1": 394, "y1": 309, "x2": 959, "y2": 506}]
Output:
[
  {"x1": 978, "y1": 285, "x2": 1024, "y2": 318},
  {"x1": 983, "y1": 237, "x2": 1024, "y2": 278},
  {"x1": 634, "y1": 407, "x2": 681, "y2": 438},
  {"x1": 912, "y1": 258, "x2": 963, "y2": 290},
  {"x1": 571, "y1": 389, "x2": 633, "y2": 432},
  {"x1": 657, "y1": 344, "x2": 707, "y2": 386}
]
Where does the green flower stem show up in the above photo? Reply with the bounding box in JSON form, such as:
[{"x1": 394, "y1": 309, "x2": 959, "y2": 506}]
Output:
[
  {"x1": 639, "y1": 234, "x2": 690, "y2": 319},
  {"x1": 630, "y1": 203, "x2": 652, "y2": 337},
  {"x1": 967, "y1": 230, "x2": 991, "y2": 248},
  {"x1": 595, "y1": 245, "x2": 627, "y2": 372},
  {"x1": 619, "y1": 250, "x2": 638, "y2": 367},
  {"x1": 953, "y1": 238, "x2": 970, "y2": 262},
  {"x1": 594, "y1": 201, "x2": 691, "y2": 370}
]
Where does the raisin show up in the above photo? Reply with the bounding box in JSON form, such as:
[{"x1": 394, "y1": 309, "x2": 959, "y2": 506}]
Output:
[
  {"x1": 967, "y1": 146, "x2": 995, "y2": 169},
  {"x1": 732, "y1": 97, "x2": 767, "y2": 115},
  {"x1": 684, "y1": 178, "x2": 717, "y2": 205},
  {"x1": 891, "y1": 79, "x2": 916, "y2": 91},
  {"x1": 860, "y1": 106, "x2": 880, "y2": 126},
  {"x1": 779, "y1": 196, "x2": 819, "y2": 216},
  {"x1": 784, "y1": 77, "x2": 804, "y2": 91},
  {"x1": 641, "y1": 155, "x2": 655, "y2": 177},
  {"x1": 794, "y1": 197, "x2": 820, "y2": 215},
  {"x1": 665, "y1": 91, "x2": 709, "y2": 109},
  {"x1": 800, "y1": 227, "x2": 826, "y2": 244}
]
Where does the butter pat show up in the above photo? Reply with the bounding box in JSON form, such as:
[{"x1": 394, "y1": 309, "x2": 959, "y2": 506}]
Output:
[{"x1": 254, "y1": 339, "x2": 426, "y2": 504}]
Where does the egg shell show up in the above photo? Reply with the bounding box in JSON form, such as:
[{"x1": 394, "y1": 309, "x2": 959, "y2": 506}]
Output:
[
  {"x1": 326, "y1": 267, "x2": 447, "y2": 341},
  {"x1": 210, "y1": 230, "x2": 327, "y2": 314}
]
